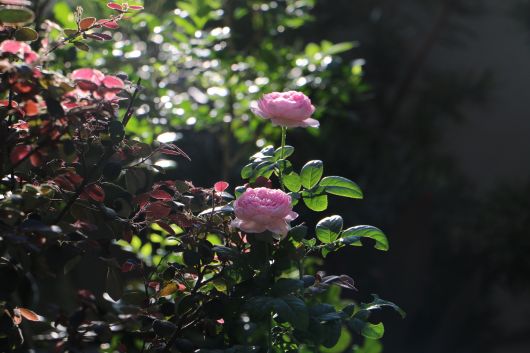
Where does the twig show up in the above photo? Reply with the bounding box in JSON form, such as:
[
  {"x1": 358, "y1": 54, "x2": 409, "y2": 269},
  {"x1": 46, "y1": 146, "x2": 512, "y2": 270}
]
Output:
[
  {"x1": 122, "y1": 78, "x2": 142, "y2": 128},
  {"x1": 45, "y1": 16, "x2": 124, "y2": 55}
]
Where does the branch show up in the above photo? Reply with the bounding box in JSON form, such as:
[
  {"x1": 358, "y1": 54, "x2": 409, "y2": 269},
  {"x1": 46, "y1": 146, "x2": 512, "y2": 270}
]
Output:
[{"x1": 122, "y1": 78, "x2": 142, "y2": 128}]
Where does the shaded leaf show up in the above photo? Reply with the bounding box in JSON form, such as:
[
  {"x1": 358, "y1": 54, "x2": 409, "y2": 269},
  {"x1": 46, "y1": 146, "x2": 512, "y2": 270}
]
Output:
[
  {"x1": 0, "y1": 7, "x2": 35, "y2": 25},
  {"x1": 273, "y1": 295, "x2": 309, "y2": 330},
  {"x1": 14, "y1": 27, "x2": 38, "y2": 41},
  {"x1": 105, "y1": 266, "x2": 124, "y2": 301},
  {"x1": 341, "y1": 226, "x2": 389, "y2": 251}
]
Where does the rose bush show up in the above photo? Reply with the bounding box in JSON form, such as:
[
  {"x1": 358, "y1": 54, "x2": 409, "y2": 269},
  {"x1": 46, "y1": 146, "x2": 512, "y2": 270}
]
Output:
[{"x1": 0, "y1": 2, "x2": 403, "y2": 353}]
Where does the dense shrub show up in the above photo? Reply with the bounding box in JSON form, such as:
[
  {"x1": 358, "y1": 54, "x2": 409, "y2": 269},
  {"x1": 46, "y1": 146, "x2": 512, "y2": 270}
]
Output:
[{"x1": 0, "y1": 2, "x2": 402, "y2": 352}]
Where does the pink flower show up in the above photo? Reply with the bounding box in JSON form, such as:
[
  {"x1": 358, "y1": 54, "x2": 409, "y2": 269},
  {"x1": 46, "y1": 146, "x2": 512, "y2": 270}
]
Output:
[
  {"x1": 251, "y1": 91, "x2": 318, "y2": 128},
  {"x1": 231, "y1": 187, "x2": 298, "y2": 237}
]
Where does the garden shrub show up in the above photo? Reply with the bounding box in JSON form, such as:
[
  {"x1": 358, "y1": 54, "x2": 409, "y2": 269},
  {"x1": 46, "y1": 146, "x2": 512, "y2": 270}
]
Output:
[{"x1": 0, "y1": 2, "x2": 403, "y2": 352}]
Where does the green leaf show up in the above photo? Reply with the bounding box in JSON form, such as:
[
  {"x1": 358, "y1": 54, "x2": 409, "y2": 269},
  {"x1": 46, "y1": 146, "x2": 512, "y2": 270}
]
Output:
[
  {"x1": 341, "y1": 226, "x2": 389, "y2": 251},
  {"x1": 353, "y1": 339, "x2": 383, "y2": 353},
  {"x1": 240, "y1": 163, "x2": 253, "y2": 179},
  {"x1": 320, "y1": 327, "x2": 352, "y2": 353},
  {"x1": 14, "y1": 27, "x2": 38, "y2": 41},
  {"x1": 302, "y1": 191, "x2": 328, "y2": 212},
  {"x1": 274, "y1": 145, "x2": 295, "y2": 160},
  {"x1": 0, "y1": 7, "x2": 35, "y2": 25},
  {"x1": 183, "y1": 250, "x2": 201, "y2": 267},
  {"x1": 321, "y1": 319, "x2": 343, "y2": 348},
  {"x1": 324, "y1": 42, "x2": 357, "y2": 56},
  {"x1": 300, "y1": 160, "x2": 323, "y2": 189},
  {"x1": 320, "y1": 176, "x2": 363, "y2": 199},
  {"x1": 212, "y1": 245, "x2": 240, "y2": 261},
  {"x1": 254, "y1": 160, "x2": 276, "y2": 179},
  {"x1": 361, "y1": 322, "x2": 385, "y2": 339},
  {"x1": 273, "y1": 295, "x2": 309, "y2": 330},
  {"x1": 140, "y1": 242, "x2": 153, "y2": 257},
  {"x1": 316, "y1": 215, "x2": 343, "y2": 243},
  {"x1": 283, "y1": 172, "x2": 302, "y2": 192},
  {"x1": 288, "y1": 224, "x2": 307, "y2": 241},
  {"x1": 361, "y1": 294, "x2": 406, "y2": 318},
  {"x1": 73, "y1": 41, "x2": 90, "y2": 52}
]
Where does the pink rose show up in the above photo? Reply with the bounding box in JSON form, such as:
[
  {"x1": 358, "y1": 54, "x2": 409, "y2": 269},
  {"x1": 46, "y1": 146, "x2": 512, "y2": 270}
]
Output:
[
  {"x1": 231, "y1": 187, "x2": 298, "y2": 237},
  {"x1": 251, "y1": 91, "x2": 319, "y2": 128}
]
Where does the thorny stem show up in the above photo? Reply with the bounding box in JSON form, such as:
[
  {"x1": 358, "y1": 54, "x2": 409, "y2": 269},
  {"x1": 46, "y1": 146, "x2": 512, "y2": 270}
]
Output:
[{"x1": 162, "y1": 269, "x2": 204, "y2": 353}]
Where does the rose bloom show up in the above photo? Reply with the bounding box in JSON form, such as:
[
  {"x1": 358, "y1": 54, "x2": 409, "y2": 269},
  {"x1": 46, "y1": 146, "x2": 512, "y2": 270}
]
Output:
[
  {"x1": 251, "y1": 91, "x2": 318, "y2": 128},
  {"x1": 231, "y1": 187, "x2": 298, "y2": 237}
]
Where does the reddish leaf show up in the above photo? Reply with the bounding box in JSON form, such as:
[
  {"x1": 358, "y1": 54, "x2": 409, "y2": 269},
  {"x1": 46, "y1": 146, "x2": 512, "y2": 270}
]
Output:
[
  {"x1": 23, "y1": 100, "x2": 39, "y2": 116},
  {"x1": 29, "y1": 151, "x2": 43, "y2": 167},
  {"x1": 79, "y1": 17, "x2": 96, "y2": 30},
  {"x1": 85, "y1": 33, "x2": 107, "y2": 41},
  {"x1": 0, "y1": 40, "x2": 21, "y2": 54},
  {"x1": 102, "y1": 75, "x2": 124, "y2": 90},
  {"x1": 145, "y1": 201, "x2": 171, "y2": 219},
  {"x1": 169, "y1": 213, "x2": 193, "y2": 228},
  {"x1": 214, "y1": 181, "x2": 229, "y2": 192},
  {"x1": 161, "y1": 144, "x2": 191, "y2": 161},
  {"x1": 121, "y1": 260, "x2": 136, "y2": 273},
  {"x1": 17, "y1": 308, "x2": 42, "y2": 322},
  {"x1": 98, "y1": 19, "x2": 119, "y2": 29},
  {"x1": 24, "y1": 50, "x2": 38, "y2": 64},
  {"x1": 156, "y1": 221, "x2": 176, "y2": 235},
  {"x1": 10, "y1": 145, "x2": 31, "y2": 164},
  {"x1": 128, "y1": 5, "x2": 144, "y2": 10},
  {"x1": 107, "y1": 2, "x2": 123, "y2": 11},
  {"x1": 0, "y1": 99, "x2": 18, "y2": 107},
  {"x1": 85, "y1": 184, "x2": 105, "y2": 202},
  {"x1": 134, "y1": 193, "x2": 150, "y2": 208},
  {"x1": 150, "y1": 189, "x2": 172, "y2": 201},
  {"x1": 95, "y1": 33, "x2": 112, "y2": 40},
  {"x1": 148, "y1": 281, "x2": 160, "y2": 291},
  {"x1": 53, "y1": 176, "x2": 75, "y2": 191},
  {"x1": 123, "y1": 228, "x2": 133, "y2": 242},
  {"x1": 12, "y1": 120, "x2": 29, "y2": 131},
  {"x1": 65, "y1": 173, "x2": 83, "y2": 186}
]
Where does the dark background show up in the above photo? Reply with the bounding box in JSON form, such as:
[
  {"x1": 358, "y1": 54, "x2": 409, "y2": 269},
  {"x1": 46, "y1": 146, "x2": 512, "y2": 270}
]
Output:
[{"x1": 307, "y1": 1, "x2": 530, "y2": 352}]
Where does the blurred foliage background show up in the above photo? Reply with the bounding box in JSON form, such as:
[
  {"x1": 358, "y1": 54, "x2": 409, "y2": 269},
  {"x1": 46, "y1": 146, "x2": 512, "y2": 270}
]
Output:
[{"x1": 30, "y1": 0, "x2": 530, "y2": 352}]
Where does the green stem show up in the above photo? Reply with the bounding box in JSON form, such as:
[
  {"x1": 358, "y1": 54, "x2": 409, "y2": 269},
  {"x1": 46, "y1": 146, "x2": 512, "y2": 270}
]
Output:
[{"x1": 278, "y1": 127, "x2": 287, "y2": 190}]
